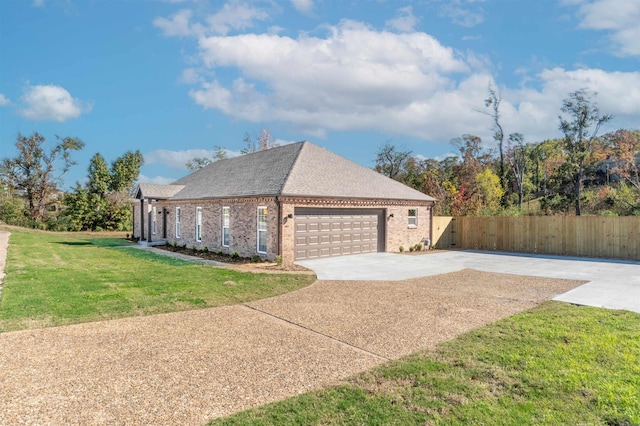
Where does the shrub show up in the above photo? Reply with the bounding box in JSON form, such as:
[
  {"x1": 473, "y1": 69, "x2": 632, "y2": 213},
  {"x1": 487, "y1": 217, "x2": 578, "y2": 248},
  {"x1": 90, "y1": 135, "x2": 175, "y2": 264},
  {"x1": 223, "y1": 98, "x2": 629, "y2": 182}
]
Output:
[
  {"x1": 275, "y1": 255, "x2": 282, "y2": 265},
  {"x1": 251, "y1": 255, "x2": 261, "y2": 262},
  {"x1": 203, "y1": 246, "x2": 209, "y2": 252},
  {"x1": 399, "y1": 246, "x2": 404, "y2": 252},
  {"x1": 173, "y1": 240, "x2": 177, "y2": 248},
  {"x1": 409, "y1": 246, "x2": 415, "y2": 252},
  {"x1": 231, "y1": 251, "x2": 240, "y2": 259},
  {"x1": 217, "y1": 249, "x2": 223, "y2": 255},
  {"x1": 416, "y1": 243, "x2": 423, "y2": 251}
]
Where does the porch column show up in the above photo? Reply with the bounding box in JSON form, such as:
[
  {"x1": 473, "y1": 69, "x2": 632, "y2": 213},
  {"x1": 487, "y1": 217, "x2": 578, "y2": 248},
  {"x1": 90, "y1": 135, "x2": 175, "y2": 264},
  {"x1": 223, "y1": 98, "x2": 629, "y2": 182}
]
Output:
[
  {"x1": 147, "y1": 199, "x2": 153, "y2": 244},
  {"x1": 140, "y1": 199, "x2": 145, "y2": 241}
]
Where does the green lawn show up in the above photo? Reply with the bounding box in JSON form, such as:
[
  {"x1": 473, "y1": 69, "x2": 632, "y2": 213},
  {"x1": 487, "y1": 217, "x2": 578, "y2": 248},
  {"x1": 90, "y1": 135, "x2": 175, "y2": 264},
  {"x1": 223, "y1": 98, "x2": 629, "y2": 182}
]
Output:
[
  {"x1": 0, "y1": 228, "x2": 315, "y2": 332},
  {"x1": 211, "y1": 302, "x2": 640, "y2": 426}
]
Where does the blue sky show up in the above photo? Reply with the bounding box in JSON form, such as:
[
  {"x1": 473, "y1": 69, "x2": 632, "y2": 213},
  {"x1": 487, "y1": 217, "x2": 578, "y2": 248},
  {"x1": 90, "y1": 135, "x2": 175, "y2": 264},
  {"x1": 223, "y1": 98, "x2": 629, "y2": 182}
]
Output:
[{"x1": 1, "y1": 0, "x2": 639, "y2": 189}]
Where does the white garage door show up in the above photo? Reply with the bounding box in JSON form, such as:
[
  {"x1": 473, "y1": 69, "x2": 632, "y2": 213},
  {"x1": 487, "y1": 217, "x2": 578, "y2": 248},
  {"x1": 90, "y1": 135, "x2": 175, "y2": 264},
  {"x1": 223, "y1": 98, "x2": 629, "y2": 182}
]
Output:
[{"x1": 294, "y1": 208, "x2": 384, "y2": 260}]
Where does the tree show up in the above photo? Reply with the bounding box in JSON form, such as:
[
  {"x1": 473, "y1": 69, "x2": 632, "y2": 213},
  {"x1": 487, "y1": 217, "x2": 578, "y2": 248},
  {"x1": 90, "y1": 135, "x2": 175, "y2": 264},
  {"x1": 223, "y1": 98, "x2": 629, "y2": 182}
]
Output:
[
  {"x1": 1, "y1": 132, "x2": 84, "y2": 224},
  {"x1": 483, "y1": 85, "x2": 507, "y2": 198},
  {"x1": 64, "y1": 150, "x2": 144, "y2": 231},
  {"x1": 110, "y1": 150, "x2": 144, "y2": 195},
  {"x1": 374, "y1": 142, "x2": 411, "y2": 180},
  {"x1": 559, "y1": 89, "x2": 613, "y2": 215},
  {"x1": 475, "y1": 168, "x2": 504, "y2": 213},
  {"x1": 241, "y1": 129, "x2": 276, "y2": 154},
  {"x1": 505, "y1": 133, "x2": 528, "y2": 209},
  {"x1": 185, "y1": 146, "x2": 227, "y2": 172},
  {"x1": 88, "y1": 154, "x2": 111, "y2": 195},
  {"x1": 607, "y1": 129, "x2": 640, "y2": 192}
]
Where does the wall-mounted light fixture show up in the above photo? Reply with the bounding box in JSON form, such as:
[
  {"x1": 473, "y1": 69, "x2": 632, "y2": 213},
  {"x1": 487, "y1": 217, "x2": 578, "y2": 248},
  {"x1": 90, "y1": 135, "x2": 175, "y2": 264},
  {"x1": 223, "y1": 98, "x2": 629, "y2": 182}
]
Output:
[
  {"x1": 287, "y1": 213, "x2": 293, "y2": 219},
  {"x1": 388, "y1": 213, "x2": 394, "y2": 218}
]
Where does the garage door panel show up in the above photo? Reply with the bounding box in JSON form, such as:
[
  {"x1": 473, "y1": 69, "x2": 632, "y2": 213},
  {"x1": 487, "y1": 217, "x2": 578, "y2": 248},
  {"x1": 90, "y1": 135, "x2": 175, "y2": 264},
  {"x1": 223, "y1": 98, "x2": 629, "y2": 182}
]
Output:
[{"x1": 295, "y1": 209, "x2": 384, "y2": 260}]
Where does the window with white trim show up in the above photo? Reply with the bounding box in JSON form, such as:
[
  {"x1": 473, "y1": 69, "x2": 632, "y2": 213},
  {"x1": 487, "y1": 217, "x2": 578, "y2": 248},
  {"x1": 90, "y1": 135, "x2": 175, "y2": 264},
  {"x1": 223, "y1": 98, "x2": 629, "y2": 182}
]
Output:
[
  {"x1": 152, "y1": 206, "x2": 157, "y2": 234},
  {"x1": 222, "y1": 206, "x2": 230, "y2": 247},
  {"x1": 195, "y1": 207, "x2": 203, "y2": 242},
  {"x1": 408, "y1": 209, "x2": 418, "y2": 227},
  {"x1": 257, "y1": 206, "x2": 267, "y2": 254},
  {"x1": 175, "y1": 207, "x2": 181, "y2": 238}
]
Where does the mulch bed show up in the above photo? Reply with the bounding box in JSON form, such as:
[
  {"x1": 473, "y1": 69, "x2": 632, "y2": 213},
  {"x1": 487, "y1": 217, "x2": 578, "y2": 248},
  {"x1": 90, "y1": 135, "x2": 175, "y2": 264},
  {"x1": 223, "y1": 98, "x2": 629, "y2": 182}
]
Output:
[{"x1": 153, "y1": 244, "x2": 312, "y2": 272}]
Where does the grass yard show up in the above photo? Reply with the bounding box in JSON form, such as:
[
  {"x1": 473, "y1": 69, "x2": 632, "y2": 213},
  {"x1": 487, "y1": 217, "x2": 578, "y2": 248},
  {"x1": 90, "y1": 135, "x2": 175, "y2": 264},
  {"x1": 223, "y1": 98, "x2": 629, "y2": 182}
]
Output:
[
  {"x1": 0, "y1": 228, "x2": 315, "y2": 332},
  {"x1": 211, "y1": 302, "x2": 640, "y2": 426}
]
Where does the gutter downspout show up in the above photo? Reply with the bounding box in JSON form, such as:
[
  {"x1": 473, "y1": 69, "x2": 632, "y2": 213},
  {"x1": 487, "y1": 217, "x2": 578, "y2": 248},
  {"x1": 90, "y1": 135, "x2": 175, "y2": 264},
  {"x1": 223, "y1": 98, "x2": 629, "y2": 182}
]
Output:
[{"x1": 275, "y1": 196, "x2": 281, "y2": 260}]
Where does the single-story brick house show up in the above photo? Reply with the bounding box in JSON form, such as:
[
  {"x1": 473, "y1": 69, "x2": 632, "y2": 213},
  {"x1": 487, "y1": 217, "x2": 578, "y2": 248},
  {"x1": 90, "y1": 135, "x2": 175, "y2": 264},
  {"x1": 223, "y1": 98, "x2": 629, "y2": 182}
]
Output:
[{"x1": 133, "y1": 141, "x2": 436, "y2": 266}]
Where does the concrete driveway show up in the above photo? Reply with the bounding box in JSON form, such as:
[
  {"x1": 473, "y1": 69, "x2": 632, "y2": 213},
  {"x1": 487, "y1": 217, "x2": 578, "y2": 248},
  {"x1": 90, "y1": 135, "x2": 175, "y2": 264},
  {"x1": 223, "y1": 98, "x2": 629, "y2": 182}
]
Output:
[{"x1": 296, "y1": 250, "x2": 640, "y2": 313}]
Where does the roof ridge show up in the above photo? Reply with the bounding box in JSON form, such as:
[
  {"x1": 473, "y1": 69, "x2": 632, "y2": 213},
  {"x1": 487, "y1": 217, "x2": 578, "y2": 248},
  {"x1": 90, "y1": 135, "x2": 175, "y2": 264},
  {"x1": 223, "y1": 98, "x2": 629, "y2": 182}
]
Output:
[{"x1": 278, "y1": 141, "x2": 308, "y2": 195}]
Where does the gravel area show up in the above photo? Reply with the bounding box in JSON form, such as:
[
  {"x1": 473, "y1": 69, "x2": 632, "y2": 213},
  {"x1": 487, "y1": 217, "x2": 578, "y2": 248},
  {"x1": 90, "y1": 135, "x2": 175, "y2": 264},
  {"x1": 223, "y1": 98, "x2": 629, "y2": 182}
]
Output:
[
  {"x1": 248, "y1": 269, "x2": 584, "y2": 359},
  {"x1": 0, "y1": 269, "x2": 583, "y2": 425}
]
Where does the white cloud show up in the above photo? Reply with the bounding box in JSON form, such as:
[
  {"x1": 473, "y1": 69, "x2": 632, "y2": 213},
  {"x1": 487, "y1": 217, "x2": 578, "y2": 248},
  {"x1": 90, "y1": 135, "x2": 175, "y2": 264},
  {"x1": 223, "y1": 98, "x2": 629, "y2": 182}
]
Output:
[
  {"x1": 187, "y1": 19, "x2": 478, "y2": 139},
  {"x1": 572, "y1": 0, "x2": 640, "y2": 56},
  {"x1": 154, "y1": 2, "x2": 270, "y2": 37},
  {"x1": 385, "y1": 6, "x2": 419, "y2": 33},
  {"x1": 154, "y1": 9, "x2": 197, "y2": 37},
  {"x1": 19, "y1": 84, "x2": 91, "y2": 122},
  {"x1": 205, "y1": 1, "x2": 269, "y2": 35},
  {"x1": 0, "y1": 94, "x2": 10, "y2": 106},
  {"x1": 145, "y1": 148, "x2": 217, "y2": 170},
  {"x1": 144, "y1": 147, "x2": 241, "y2": 170},
  {"x1": 438, "y1": 0, "x2": 485, "y2": 28},
  {"x1": 32, "y1": 0, "x2": 44, "y2": 7},
  {"x1": 179, "y1": 68, "x2": 204, "y2": 84},
  {"x1": 158, "y1": 5, "x2": 639, "y2": 146},
  {"x1": 291, "y1": 0, "x2": 314, "y2": 15},
  {"x1": 494, "y1": 67, "x2": 640, "y2": 143},
  {"x1": 138, "y1": 174, "x2": 178, "y2": 185}
]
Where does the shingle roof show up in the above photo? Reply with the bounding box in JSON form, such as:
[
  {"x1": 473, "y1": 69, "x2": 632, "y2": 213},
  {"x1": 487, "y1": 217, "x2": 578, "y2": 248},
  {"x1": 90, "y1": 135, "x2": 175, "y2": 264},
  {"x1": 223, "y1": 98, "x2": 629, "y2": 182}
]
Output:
[
  {"x1": 136, "y1": 183, "x2": 185, "y2": 199},
  {"x1": 140, "y1": 141, "x2": 434, "y2": 202}
]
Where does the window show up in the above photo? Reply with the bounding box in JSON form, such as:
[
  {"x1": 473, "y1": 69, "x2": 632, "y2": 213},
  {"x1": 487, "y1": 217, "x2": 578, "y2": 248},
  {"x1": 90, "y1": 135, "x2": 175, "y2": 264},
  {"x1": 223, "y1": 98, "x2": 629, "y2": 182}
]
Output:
[
  {"x1": 195, "y1": 207, "x2": 203, "y2": 242},
  {"x1": 175, "y1": 207, "x2": 181, "y2": 238},
  {"x1": 257, "y1": 206, "x2": 267, "y2": 254},
  {"x1": 151, "y1": 206, "x2": 157, "y2": 234},
  {"x1": 222, "y1": 206, "x2": 230, "y2": 247},
  {"x1": 408, "y1": 209, "x2": 417, "y2": 227}
]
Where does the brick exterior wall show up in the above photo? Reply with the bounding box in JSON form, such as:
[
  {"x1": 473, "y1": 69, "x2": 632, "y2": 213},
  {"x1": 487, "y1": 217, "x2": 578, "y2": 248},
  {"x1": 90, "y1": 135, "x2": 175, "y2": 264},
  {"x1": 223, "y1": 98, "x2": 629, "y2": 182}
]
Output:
[
  {"x1": 133, "y1": 197, "x2": 279, "y2": 261},
  {"x1": 279, "y1": 197, "x2": 435, "y2": 266},
  {"x1": 134, "y1": 196, "x2": 435, "y2": 266}
]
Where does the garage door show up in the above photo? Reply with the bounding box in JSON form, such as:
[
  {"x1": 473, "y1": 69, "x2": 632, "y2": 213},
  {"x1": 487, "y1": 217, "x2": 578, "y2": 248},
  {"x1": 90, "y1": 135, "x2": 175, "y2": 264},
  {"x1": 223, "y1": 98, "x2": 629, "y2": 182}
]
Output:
[{"x1": 294, "y1": 208, "x2": 385, "y2": 260}]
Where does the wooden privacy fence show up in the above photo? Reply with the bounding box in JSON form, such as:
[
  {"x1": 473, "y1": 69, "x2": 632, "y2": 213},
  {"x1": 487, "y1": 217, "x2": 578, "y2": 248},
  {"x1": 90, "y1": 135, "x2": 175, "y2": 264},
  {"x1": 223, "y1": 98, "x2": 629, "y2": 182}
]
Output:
[{"x1": 432, "y1": 216, "x2": 640, "y2": 261}]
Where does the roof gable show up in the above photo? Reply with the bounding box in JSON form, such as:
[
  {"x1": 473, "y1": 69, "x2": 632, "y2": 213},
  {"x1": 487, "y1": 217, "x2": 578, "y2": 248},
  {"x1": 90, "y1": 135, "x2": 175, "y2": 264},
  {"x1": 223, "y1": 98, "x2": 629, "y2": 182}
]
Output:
[
  {"x1": 282, "y1": 143, "x2": 435, "y2": 201},
  {"x1": 136, "y1": 183, "x2": 185, "y2": 199}
]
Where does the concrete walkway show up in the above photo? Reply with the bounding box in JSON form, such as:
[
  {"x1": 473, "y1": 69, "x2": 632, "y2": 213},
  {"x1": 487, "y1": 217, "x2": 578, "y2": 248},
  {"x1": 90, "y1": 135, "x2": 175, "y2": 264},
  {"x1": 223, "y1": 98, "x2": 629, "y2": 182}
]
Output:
[{"x1": 296, "y1": 251, "x2": 640, "y2": 313}]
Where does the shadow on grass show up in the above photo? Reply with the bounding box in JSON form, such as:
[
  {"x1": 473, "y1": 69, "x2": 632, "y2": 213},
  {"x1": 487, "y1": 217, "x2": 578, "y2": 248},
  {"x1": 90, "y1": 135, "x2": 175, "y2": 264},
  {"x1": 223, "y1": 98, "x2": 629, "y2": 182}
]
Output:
[
  {"x1": 56, "y1": 241, "x2": 92, "y2": 246},
  {"x1": 114, "y1": 247, "x2": 192, "y2": 266}
]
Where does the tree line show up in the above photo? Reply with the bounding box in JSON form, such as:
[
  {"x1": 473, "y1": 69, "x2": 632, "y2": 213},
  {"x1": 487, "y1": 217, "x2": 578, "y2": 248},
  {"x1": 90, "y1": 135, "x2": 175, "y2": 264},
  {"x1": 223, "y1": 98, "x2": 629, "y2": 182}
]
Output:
[
  {"x1": 0, "y1": 132, "x2": 143, "y2": 231},
  {"x1": 375, "y1": 89, "x2": 639, "y2": 217}
]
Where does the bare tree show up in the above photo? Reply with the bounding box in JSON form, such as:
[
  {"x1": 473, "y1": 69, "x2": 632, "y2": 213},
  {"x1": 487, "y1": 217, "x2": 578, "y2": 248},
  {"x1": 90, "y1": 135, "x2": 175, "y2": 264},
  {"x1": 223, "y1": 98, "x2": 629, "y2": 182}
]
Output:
[
  {"x1": 374, "y1": 142, "x2": 411, "y2": 180},
  {"x1": 505, "y1": 133, "x2": 528, "y2": 209},
  {"x1": 483, "y1": 85, "x2": 507, "y2": 198},
  {"x1": 242, "y1": 129, "x2": 276, "y2": 154}
]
